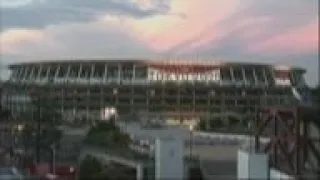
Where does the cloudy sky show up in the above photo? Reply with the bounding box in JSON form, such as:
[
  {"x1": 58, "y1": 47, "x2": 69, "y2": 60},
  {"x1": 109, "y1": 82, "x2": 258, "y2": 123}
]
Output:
[{"x1": 0, "y1": 0, "x2": 318, "y2": 86}]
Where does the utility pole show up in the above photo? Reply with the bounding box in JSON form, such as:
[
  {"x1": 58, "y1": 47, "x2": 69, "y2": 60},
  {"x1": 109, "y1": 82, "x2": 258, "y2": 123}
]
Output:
[
  {"x1": 36, "y1": 95, "x2": 41, "y2": 163},
  {"x1": 51, "y1": 143, "x2": 56, "y2": 175}
]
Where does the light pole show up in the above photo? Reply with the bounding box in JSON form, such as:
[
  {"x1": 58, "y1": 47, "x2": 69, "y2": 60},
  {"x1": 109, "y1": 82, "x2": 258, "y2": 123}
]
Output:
[
  {"x1": 51, "y1": 143, "x2": 56, "y2": 175},
  {"x1": 189, "y1": 124, "x2": 194, "y2": 157},
  {"x1": 17, "y1": 124, "x2": 24, "y2": 150}
]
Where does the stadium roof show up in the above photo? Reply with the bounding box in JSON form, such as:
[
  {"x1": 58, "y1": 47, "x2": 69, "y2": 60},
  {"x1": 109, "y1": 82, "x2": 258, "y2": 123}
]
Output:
[{"x1": 8, "y1": 59, "x2": 306, "y2": 72}]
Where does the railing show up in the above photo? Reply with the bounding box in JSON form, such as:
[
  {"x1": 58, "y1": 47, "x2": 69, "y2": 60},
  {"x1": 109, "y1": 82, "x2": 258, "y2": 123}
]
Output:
[{"x1": 194, "y1": 131, "x2": 270, "y2": 144}]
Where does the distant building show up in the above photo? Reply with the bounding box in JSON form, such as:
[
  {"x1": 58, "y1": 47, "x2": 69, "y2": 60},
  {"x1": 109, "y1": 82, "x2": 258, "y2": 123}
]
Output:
[{"x1": 2, "y1": 59, "x2": 308, "y2": 124}]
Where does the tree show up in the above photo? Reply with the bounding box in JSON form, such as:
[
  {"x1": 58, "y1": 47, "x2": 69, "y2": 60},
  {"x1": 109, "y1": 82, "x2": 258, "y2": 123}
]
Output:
[
  {"x1": 84, "y1": 121, "x2": 131, "y2": 148},
  {"x1": 79, "y1": 156, "x2": 137, "y2": 180},
  {"x1": 0, "y1": 107, "x2": 11, "y2": 120},
  {"x1": 79, "y1": 156, "x2": 104, "y2": 180}
]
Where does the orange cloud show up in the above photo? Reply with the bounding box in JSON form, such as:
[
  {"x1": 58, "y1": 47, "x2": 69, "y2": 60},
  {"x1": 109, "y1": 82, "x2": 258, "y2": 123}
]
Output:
[
  {"x1": 0, "y1": 29, "x2": 46, "y2": 54},
  {"x1": 0, "y1": 20, "x2": 151, "y2": 59},
  {"x1": 248, "y1": 19, "x2": 319, "y2": 54}
]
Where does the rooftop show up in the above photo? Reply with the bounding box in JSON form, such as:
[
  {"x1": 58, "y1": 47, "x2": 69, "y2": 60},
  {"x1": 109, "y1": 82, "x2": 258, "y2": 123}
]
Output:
[{"x1": 8, "y1": 59, "x2": 305, "y2": 72}]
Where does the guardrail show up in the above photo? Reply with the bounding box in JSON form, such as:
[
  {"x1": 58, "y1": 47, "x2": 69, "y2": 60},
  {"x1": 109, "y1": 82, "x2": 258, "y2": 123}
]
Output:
[
  {"x1": 128, "y1": 130, "x2": 270, "y2": 149},
  {"x1": 194, "y1": 131, "x2": 270, "y2": 144}
]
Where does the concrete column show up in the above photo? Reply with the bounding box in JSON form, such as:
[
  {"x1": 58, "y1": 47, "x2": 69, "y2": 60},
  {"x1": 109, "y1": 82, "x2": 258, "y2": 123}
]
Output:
[
  {"x1": 90, "y1": 64, "x2": 95, "y2": 84},
  {"x1": 65, "y1": 65, "x2": 71, "y2": 83},
  {"x1": 54, "y1": 66, "x2": 61, "y2": 83},
  {"x1": 133, "y1": 64, "x2": 136, "y2": 85},
  {"x1": 241, "y1": 67, "x2": 247, "y2": 85},
  {"x1": 37, "y1": 65, "x2": 42, "y2": 83},
  {"x1": 230, "y1": 66, "x2": 235, "y2": 84},
  {"x1": 45, "y1": 66, "x2": 51, "y2": 83},
  {"x1": 252, "y1": 67, "x2": 258, "y2": 85},
  {"x1": 118, "y1": 63, "x2": 121, "y2": 84},
  {"x1": 262, "y1": 68, "x2": 268, "y2": 86},
  {"x1": 77, "y1": 64, "x2": 83, "y2": 84},
  {"x1": 270, "y1": 67, "x2": 276, "y2": 85},
  {"x1": 103, "y1": 64, "x2": 108, "y2": 84},
  {"x1": 28, "y1": 66, "x2": 35, "y2": 81},
  {"x1": 45, "y1": 66, "x2": 50, "y2": 79},
  {"x1": 22, "y1": 66, "x2": 29, "y2": 82},
  {"x1": 136, "y1": 164, "x2": 144, "y2": 180}
]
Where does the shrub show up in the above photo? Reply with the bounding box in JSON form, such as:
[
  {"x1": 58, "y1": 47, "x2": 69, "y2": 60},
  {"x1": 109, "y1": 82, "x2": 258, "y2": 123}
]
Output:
[{"x1": 79, "y1": 156, "x2": 103, "y2": 180}]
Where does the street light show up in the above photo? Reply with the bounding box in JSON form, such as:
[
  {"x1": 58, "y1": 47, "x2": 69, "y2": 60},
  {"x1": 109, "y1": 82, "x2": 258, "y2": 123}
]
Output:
[
  {"x1": 17, "y1": 124, "x2": 24, "y2": 132},
  {"x1": 51, "y1": 143, "x2": 56, "y2": 175},
  {"x1": 189, "y1": 124, "x2": 194, "y2": 157}
]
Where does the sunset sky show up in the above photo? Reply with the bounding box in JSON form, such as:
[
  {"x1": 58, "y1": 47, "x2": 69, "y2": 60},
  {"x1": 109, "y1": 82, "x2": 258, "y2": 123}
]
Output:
[{"x1": 0, "y1": 0, "x2": 318, "y2": 85}]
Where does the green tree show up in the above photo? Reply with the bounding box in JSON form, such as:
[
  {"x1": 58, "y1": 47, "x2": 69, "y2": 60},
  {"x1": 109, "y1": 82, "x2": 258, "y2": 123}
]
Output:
[
  {"x1": 79, "y1": 156, "x2": 104, "y2": 180},
  {"x1": 84, "y1": 121, "x2": 131, "y2": 148}
]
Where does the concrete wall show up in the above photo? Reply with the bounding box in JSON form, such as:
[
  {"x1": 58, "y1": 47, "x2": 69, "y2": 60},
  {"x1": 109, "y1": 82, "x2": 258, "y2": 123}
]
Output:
[
  {"x1": 237, "y1": 150, "x2": 269, "y2": 179},
  {"x1": 155, "y1": 138, "x2": 184, "y2": 180},
  {"x1": 237, "y1": 150, "x2": 294, "y2": 180},
  {"x1": 195, "y1": 131, "x2": 270, "y2": 144}
]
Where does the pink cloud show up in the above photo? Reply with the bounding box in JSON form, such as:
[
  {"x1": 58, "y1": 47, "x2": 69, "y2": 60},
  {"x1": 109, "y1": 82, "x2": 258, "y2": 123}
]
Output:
[
  {"x1": 0, "y1": 29, "x2": 46, "y2": 54},
  {"x1": 177, "y1": 16, "x2": 272, "y2": 53},
  {"x1": 132, "y1": 0, "x2": 242, "y2": 52},
  {"x1": 248, "y1": 19, "x2": 319, "y2": 54}
]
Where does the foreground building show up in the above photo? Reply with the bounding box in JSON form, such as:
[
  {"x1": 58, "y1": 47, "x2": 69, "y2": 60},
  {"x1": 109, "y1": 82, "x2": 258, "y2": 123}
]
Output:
[{"x1": 1, "y1": 59, "x2": 308, "y2": 124}]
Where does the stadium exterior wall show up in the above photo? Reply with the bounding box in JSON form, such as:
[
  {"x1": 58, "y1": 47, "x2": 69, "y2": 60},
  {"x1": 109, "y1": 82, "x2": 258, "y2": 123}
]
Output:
[{"x1": 2, "y1": 59, "x2": 308, "y2": 123}]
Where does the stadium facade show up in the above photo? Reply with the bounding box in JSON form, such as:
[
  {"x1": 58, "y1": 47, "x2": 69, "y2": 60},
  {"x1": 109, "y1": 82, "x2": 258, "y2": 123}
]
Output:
[{"x1": 1, "y1": 59, "x2": 308, "y2": 124}]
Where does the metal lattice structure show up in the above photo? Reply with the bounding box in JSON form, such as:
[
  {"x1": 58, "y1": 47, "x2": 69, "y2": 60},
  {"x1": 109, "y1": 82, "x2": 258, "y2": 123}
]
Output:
[{"x1": 255, "y1": 106, "x2": 320, "y2": 179}]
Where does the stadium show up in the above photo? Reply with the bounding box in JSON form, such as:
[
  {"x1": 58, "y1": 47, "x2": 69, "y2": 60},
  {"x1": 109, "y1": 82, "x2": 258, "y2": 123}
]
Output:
[{"x1": 1, "y1": 59, "x2": 308, "y2": 126}]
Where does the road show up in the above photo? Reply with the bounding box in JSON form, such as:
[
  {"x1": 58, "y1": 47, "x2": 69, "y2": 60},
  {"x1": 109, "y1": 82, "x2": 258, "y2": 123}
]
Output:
[
  {"x1": 117, "y1": 122, "x2": 240, "y2": 160},
  {"x1": 60, "y1": 123, "x2": 241, "y2": 179}
]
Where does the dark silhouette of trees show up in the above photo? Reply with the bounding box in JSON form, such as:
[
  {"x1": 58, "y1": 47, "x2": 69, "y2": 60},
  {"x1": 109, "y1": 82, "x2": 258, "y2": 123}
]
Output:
[
  {"x1": 84, "y1": 120, "x2": 130, "y2": 148},
  {"x1": 79, "y1": 156, "x2": 104, "y2": 180}
]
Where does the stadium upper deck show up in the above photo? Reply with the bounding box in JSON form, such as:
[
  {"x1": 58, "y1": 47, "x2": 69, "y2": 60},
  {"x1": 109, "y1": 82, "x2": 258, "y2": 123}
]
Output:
[
  {"x1": 2, "y1": 59, "x2": 308, "y2": 123},
  {"x1": 8, "y1": 59, "x2": 306, "y2": 87}
]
